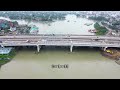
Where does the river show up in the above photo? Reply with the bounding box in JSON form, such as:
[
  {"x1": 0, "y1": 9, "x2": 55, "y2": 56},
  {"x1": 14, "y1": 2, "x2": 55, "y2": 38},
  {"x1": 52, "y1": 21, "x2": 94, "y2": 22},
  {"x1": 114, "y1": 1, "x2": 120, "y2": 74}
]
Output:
[
  {"x1": 0, "y1": 14, "x2": 120, "y2": 79},
  {"x1": 0, "y1": 47, "x2": 120, "y2": 79},
  {"x1": 0, "y1": 14, "x2": 95, "y2": 35}
]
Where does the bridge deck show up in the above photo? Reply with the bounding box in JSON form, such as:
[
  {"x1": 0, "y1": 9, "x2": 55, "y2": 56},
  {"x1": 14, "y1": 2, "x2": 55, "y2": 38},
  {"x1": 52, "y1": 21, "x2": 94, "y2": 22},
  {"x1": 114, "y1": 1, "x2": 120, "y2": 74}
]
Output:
[{"x1": 0, "y1": 35, "x2": 120, "y2": 47}]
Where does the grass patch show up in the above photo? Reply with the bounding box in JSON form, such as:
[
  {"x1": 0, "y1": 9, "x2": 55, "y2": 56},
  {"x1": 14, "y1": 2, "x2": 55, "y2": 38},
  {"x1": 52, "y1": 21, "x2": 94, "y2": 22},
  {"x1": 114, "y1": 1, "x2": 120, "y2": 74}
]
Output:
[
  {"x1": 0, "y1": 48, "x2": 16, "y2": 67},
  {"x1": 0, "y1": 60, "x2": 10, "y2": 66}
]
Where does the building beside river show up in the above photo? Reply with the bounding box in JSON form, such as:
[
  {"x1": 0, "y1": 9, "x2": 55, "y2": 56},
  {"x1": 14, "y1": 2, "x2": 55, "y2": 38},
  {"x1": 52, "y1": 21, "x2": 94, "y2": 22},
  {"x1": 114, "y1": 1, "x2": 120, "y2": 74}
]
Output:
[{"x1": 0, "y1": 47, "x2": 13, "y2": 60}]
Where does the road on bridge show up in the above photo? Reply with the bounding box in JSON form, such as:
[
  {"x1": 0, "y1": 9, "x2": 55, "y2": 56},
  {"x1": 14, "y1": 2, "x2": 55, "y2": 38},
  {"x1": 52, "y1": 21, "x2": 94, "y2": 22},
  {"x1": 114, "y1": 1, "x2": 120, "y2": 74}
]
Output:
[{"x1": 0, "y1": 35, "x2": 120, "y2": 47}]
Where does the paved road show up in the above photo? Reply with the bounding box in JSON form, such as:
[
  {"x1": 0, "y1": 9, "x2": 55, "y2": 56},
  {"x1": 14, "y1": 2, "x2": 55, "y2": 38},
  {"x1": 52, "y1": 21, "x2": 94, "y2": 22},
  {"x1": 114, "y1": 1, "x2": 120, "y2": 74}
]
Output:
[{"x1": 0, "y1": 35, "x2": 120, "y2": 47}]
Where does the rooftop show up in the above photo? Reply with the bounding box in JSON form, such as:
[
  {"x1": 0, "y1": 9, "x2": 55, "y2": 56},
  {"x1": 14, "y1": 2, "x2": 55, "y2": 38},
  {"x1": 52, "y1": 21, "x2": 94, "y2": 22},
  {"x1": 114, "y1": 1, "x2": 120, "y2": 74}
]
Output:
[{"x1": 0, "y1": 47, "x2": 12, "y2": 54}]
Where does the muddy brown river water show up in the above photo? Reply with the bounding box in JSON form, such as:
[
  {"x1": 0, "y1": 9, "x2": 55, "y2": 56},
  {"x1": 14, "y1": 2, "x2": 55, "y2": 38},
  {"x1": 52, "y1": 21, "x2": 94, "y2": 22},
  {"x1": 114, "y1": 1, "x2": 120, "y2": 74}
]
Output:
[{"x1": 0, "y1": 47, "x2": 120, "y2": 79}]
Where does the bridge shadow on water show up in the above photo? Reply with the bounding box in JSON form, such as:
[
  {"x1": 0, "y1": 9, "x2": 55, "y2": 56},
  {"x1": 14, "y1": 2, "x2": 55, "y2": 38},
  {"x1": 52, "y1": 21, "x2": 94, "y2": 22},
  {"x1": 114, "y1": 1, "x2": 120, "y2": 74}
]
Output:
[
  {"x1": 73, "y1": 47, "x2": 100, "y2": 52},
  {"x1": 14, "y1": 46, "x2": 101, "y2": 53}
]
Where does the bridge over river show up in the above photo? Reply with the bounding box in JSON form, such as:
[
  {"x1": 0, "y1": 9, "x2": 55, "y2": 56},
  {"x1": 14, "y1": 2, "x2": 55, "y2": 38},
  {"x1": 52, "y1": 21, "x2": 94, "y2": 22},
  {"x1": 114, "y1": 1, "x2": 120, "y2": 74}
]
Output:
[{"x1": 0, "y1": 34, "x2": 120, "y2": 52}]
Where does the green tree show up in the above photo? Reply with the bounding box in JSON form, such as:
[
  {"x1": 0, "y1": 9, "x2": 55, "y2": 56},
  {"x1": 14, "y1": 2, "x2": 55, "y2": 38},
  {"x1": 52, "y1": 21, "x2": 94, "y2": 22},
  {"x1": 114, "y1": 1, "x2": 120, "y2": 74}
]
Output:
[{"x1": 94, "y1": 22, "x2": 108, "y2": 35}]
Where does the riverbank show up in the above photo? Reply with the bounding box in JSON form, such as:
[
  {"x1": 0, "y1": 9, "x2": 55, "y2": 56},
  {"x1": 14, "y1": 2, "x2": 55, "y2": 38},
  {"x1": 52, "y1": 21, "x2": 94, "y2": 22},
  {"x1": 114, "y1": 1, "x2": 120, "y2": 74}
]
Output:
[
  {"x1": 0, "y1": 48, "x2": 16, "y2": 67},
  {"x1": 101, "y1": 48, "x2": 120, "y2": 60}
]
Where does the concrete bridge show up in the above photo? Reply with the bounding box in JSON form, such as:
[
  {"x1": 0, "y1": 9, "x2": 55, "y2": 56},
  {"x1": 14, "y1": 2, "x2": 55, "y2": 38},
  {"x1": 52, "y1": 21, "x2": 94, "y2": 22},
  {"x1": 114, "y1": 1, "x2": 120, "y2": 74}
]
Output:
[{"x1": 0, "y1": 34, "x2": 120, "y2": 52}]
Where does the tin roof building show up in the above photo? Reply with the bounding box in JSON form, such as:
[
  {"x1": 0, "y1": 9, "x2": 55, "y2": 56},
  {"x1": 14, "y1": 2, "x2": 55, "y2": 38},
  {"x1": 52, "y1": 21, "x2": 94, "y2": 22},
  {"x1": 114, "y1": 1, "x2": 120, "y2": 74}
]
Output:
[{"x1": 0, "y1": 47, "x2": 12, "y2": 55}]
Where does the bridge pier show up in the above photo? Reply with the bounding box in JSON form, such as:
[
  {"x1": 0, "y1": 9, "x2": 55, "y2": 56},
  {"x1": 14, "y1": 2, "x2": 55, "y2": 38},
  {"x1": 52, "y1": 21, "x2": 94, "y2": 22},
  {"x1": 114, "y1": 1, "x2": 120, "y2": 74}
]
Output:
[
  {"x1": 101, "y1": 47, "x2": 108, "y2": 51},
  {"x1": 37, "y1": 45, "x2": 41, "y2": 52},
  {"x1": 104, "y1": 47, "x2": 108, "y2": 51},
  {"x1": 1, "y1": 45, "x2": 4, "y2": 48},
  {"x1": 70, "y1": 45, "x2": 73, "y2": 52}
]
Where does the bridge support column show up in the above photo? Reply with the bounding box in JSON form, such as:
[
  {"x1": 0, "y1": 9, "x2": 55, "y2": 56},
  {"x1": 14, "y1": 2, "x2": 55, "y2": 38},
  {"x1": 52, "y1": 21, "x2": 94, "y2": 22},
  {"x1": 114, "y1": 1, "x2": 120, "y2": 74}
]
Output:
[
  {"x1": 104, "y1": 47, "x2": 107, "y2": 51},
  {"x1": 70, "y1": 45, "x2": 73, "y2": 52},
  {"x1": 37, "y1": 45, "x2": 41, "y2": 52},
  {"x1": 1, "y1": 45, "x2": 4, "y2": 48}
]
